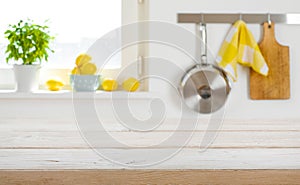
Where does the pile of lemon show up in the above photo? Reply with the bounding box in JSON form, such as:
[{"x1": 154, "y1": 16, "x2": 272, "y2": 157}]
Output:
[
  {"x1": 71, "y1": 54, "x2": 97, "y2": 75},
  {"x1": 46, "y1": 53, "x2": 140, "y2": 92}
]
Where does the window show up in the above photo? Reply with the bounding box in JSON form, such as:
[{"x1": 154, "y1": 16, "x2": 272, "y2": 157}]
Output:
[{"x1": 0, "y1": 0, "x2": 148, "y2": 90}]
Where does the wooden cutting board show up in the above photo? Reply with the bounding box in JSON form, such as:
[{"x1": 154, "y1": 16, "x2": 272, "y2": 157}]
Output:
[{"x1": 250, "y1": 22, "x2": 290, "y2": 100}]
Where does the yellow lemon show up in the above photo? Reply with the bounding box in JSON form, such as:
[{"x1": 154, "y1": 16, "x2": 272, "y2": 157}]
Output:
[
  {"x1": 75, "y1": 53, "x2": 92, "y2": 67},
  {"x1": 71, "y1": 67, "x2": 80, "y2": 75},
  {"x1": 122, "y1": 77, "x2": 140, "y2": 92},
  {"x1": 79, "y1": 63, "x2": 97, "y2": 75},
  {"x1": 48, "y1": 86, "x2": 62, "y2": 91},
  {"x1": 102, "y1": 79, "x2": 118, "y2": 91},
  {"x1": 46, "y1": 79, "x2": 64, "y2": 91}
]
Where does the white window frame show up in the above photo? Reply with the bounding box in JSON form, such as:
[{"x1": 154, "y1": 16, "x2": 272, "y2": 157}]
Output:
[{"x1": 0, "y1": 0, "x2": 149, "y2": 91}]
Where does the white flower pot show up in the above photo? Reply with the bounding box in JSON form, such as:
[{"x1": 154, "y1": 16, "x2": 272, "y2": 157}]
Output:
[{"x1": 13, "y1": 65, "x2": 41, "y2": 92}]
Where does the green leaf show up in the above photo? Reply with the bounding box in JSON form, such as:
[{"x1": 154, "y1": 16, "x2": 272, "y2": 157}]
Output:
[{"x1": 4, "y1": 19, "x2": 55, "y2": 65}]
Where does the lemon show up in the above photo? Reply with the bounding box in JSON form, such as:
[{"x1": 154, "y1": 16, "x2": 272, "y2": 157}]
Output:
[
  {"x1": 76, "y1": 53, "x2": 92, "y2": 67},
  {"x1": 46, "y1": 79, "x2": 64, "y2": 91},
  {"x1": 122, "y1": 77, "x2": 140, "y2": 92},
  {"x1": 71, "y1": 67, "x2": 80, "y2": 75},
  {"x1": 48, "y1": 86, "x2": 62, "y2": 91},
  {"x1": 80, "y1": 63, "x2": 97, "y2": 75},
  {"x1": 102, "y1": 79, "x2": 118, "y2": 91}
]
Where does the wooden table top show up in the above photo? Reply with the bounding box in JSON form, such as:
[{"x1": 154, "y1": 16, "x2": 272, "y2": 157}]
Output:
[
  {"x1": 0, "y1": 118, "x2": 300, "y2": 184},
  {"x1": 0, "y1": 118, "x2": 300, "y2": 169}
]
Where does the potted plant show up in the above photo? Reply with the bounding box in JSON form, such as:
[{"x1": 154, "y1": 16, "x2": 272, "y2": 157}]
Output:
[{"x1": 4, "y1": 19, "x2": 54, "y2": 92}]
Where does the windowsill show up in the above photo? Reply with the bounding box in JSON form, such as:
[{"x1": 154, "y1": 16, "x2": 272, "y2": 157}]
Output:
[{"x1": 0, "y1": 90, "x2": 154, "y2": 100}]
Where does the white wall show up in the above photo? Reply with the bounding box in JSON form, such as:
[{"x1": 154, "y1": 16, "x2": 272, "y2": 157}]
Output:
[{"x1": 148, "y1": 0, "x2": 300, "y2": 119}]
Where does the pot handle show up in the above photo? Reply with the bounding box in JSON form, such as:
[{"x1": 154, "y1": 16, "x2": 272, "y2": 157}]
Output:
[{"x1": 199, "y1": 23, "x2": 208, "y2": 65}]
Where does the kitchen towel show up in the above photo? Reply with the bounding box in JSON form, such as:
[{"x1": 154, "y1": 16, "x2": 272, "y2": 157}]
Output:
[{"x1": 216, "y1": 20, "x2": 269, "y2": 81}]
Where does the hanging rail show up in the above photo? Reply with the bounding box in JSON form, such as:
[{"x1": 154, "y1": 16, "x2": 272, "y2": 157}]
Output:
[{"x1": 177, "y1": 13, "x2": 300, "y2": 24}]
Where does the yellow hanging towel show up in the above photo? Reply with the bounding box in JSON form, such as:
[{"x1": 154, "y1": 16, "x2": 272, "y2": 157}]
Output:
[{"x1": 216, "y1": 20, "x2": 269, "y2": 81}]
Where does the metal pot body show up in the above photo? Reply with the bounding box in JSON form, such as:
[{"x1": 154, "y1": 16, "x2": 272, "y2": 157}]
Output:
[{"x1": 180, "y1": 64, "x2": 231, "y2": 114}]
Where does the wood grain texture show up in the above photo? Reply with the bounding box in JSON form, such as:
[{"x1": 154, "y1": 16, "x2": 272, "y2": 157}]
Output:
[
  {"x1": 1, "y1": 149, "x2": 300, "y2": 169},
  {"x1": 0, "y1": 118, "x2": 300, "y2": 170},
  {"x1": 0, "y1": 131, "x2": 300, "y2": 149},
  {"x1": 2, "y1": 118, "x2": 300, "y2": 131},
  {"x1": 0, "y1": 118, "x2": 300, "y2": 184},
  {"x1": 0, "y1": 170, "x2": 300, "y2": 185},
  {"x1": 250, "y1": 22, "x2": 290, "y2": 100}
]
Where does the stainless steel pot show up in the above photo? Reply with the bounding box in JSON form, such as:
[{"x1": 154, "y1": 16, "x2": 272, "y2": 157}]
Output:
[{"x1": 179, "y1": 23, "x2": 231, "y2": 114}]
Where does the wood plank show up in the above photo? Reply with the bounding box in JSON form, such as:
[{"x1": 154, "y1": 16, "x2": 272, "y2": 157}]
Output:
[
  {"x1": 1, "y1": 118, "x2": 300, "y2": 131},
  {"x1": 0, "y1": 131, "x2": 299, "y2": 148},
  {"x1": 0, "y1": 170, "x2": 300, "y2": 185},
  {"x1": 0, "y1": 149, "x2": 300, "y2": 169}
]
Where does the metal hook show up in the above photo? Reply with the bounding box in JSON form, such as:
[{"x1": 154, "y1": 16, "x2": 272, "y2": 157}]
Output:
[
  {"x1": 201, "y1": 13, "x2": 205, "y2": 23},
  {"x1": 239, "y1": 13, "x2": 243, "y2": 21},
  {"x1": 267, "y1": 13, "x2": 272, "y2": 28}
]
